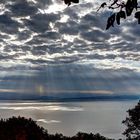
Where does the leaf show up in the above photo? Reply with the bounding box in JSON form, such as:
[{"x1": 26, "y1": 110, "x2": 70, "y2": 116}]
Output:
[
  {"x1": 97, "y1": 2, "x2": 107, "y2": 12},
  {"x1": 116, "y1": 13, "x2": 120, "y2": 25},
  {"x1": 135, "y1": 11, "x2": 140, "y2": 24},
  {"x1": 132, "y1": 0, "x2": 138, "y2": 10},
  {"x1": 101, "y1": 2, "x2": 107, "y2": 8},
  {"x1": 71, "y1": 0, "x2": 79, "y2": 3},
  {"x1": 125, "y1": 0, "x2": 134, "y2": 16},
  {"x1": 63, "y1": 0, "x2": 79, "y2": 6},
  {"x1": 106, "y1": 13, "x2": 116, "y2": 30},
  {"x1": 116, "y1": 11, "x2": 126, "y2": 25},
  {"x1": 119, "y1": 11, "x2": 126, "y2": 19},
  {"x1": 64, "y1": 0, "x2": 71, "y2": 6}
]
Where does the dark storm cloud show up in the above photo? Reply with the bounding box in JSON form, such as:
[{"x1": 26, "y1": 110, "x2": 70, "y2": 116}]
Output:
[
  {"x1": 31, "y1": 45, "x2": 47, "y2": 55},
  {"x1": 121, "y1": 23, "x2": 140, "y2": 41},
  {"x1": 80, "y1": 29, "x2": 110, "y2": 42},
  {"x1": 85, "y1": 53, "x2": 117, "y2": 60},
  {"x1": 78, "y1": 23, "x2": 92, "y2": 32},
  {"x1": 56, "y1": 20, "x2": 79, "y2": 35},
  {"x1": 8, "y1": 0, "x2": 38, "y2": 17},
  {"x1": 0, "y1": 14, "x2": 19, "y2": 34},
  {"x1": 17, "y1": 30, "x2": 32, "y2": 41},
  {"x1": 0, "y1": 0, "x2": 139, "y2": 71},
  {"x1": 24, "y1": 58, "x2": 48, "y2": 64},
  {"x1": 24, "y1": 13, "x2": 60, "y2": 33},
  {"x1": 20, "y1": 45, "x2": 31, "y2": 52},
  {"x1": 62, "y1": 7, "x2": 79, "y2": 20},
  {"x1": 38, "y1": 31, "x2": 61, "y2": 40},
  {"x1": 36, "y1": 0, "x2": 53, "y2": 7},
  {"x1": 63, "y1": 2, "x2": 93, "y2": 20},
  {"x1": 0, "y1": 54, "x2": 15, "y2": 60},
  {"x1": 80, "y1": 11, "x2": 109, "y2": 29}
]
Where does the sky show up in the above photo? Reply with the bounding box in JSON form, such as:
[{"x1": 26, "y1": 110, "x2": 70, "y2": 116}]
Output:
[{"x1": 0, "y1": 0, "x2": 140, "y2": 100}]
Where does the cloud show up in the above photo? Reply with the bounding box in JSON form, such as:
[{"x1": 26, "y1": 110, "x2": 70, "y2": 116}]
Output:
[
  {"x1": 23, "y1": 13, "x2": 61, "y2": 33},
  {"x1": 0, "y1": 14, "x2": 19, "y2": 34},
  {"x1": 8, "y1": 0, "x2": 38, "y2": 17},
  {"x1": 0, "y1": 0, "x2": 139, "y2": 100},
  {"x1": 39, "y1": 31, "x2": 61, "y2": 40},
  {"x1": 0, "y1": 64, "x2": 140, "y2": 98},
  {"x1": 37, "y1": 119, "x2": 61, "y2": 124},
  {"x1": 80, "y1": 29, "x2": 110, "y2": 42},
  {"x1": 56, "y1": 20, "x2": 79, "y2": 35},
  {"x1": 0, "y1": 104, "x2": 83, "y2": 111},
  {"x1": 0, "y1": 0, "x2": 139, "y2": 72}
]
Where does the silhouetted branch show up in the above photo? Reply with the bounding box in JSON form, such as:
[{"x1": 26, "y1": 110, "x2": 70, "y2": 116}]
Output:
[{"x1": 62, "y1": 0, "x2": 140, "y2": 29}]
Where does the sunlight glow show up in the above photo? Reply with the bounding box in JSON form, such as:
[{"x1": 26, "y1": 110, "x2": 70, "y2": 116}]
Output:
[
  {"x1": 36, "y1": 85, "x2": 45, "y2": 95},
  {"x1": 60, "y1": 15, "x2": 69, "y2": 23},
  {"x1": 44, "y1": 3, "x2": 66, "y2": 14},
  {"x1": 63, "y1": 35, "x2": 77, "y2": 42},
  {"x1": 27, "y1": 0, "x2": 37, "y2": 4},
  {"x1": 37, "y1": 119, "x2": 61, "y2": 124}
]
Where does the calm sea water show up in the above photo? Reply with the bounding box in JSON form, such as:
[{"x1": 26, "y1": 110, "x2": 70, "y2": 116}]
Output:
[{"x1": 0, "y1": 100, "x2": 138, "y2": 139}]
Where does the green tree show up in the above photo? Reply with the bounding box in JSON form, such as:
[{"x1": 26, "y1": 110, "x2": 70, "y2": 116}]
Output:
[{"x1": 122, "y1": 100, "x2": 140, "y2": 140}]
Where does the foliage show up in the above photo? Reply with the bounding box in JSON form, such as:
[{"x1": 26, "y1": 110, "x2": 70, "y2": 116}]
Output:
[
  {"x1": 0, "y1": 116, "x2": 113, "y2": 140},
  {"x1": 71, "y1": 132, "x2": 113, "y2": 140},
  {"x1": 63, "y1": 0, "x2": 79, "y2": 6},
  {"x1": 62, "y1": 0, "x2": 140, "y2": 29},
  {"x1": 122, "y1": 100, "x2": 140, "y2": 140},
  {"x1": 0, "y1": 116, "x2": 49, "y2": 140},
  {"x1": 104, "y1": 0, "x2": 140, "y2": 29}
]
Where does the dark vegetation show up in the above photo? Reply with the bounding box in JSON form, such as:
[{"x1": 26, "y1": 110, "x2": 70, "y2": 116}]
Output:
[
  {"x1": 63, "y1": 0, "x2": 140, "y2": 29},
  {"x1": 122, "y1": 101, "x2": 140, "y2": 140},
  {"x1": 0, "y1": 101, "x2": 140, "y2": 140},
  {"x1": 0, "y1": 116, "x2": 112, "y2": 140}
]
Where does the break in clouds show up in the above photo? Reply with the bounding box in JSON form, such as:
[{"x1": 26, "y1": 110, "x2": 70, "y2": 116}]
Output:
[{"x1": 0, "y1": 0, "x2": 139, "y2": 71}]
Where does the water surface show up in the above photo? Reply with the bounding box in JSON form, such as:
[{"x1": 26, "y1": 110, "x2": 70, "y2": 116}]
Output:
[{"x1": 0, "y1": 100, "x2": 138, "y2": 139}]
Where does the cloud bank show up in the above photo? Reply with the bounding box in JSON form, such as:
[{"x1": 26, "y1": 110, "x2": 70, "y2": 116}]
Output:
[
  {"x1": 0, "y1": 0, "x2": 139, "y2": 99},
  {"x1": 0, "y1": 0, "x2": 139, "y2": 71}
]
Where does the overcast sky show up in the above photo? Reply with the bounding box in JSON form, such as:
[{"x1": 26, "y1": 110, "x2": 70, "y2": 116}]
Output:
[{"x1": 0, "y1": 0, "x2": 140, "y2": 99}]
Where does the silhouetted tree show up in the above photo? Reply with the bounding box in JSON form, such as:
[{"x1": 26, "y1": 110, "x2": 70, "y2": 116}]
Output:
[
  {"x1": 122, "y1": 100, "x2": 140, "y2": 140},
  {"x1": 71, "y1": 132, "x2": 113, "y2": 140},
  {"x1": 0, "y1": 116, "x2": 113, "y2": 140},
  {"x1": 0, "y1": 116, "x2": 49, "y2": 140}
]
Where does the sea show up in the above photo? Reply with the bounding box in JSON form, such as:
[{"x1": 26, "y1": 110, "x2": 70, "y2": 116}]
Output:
[{"x1": 0, "y1": 99, "x2": 138, "y2": 139}]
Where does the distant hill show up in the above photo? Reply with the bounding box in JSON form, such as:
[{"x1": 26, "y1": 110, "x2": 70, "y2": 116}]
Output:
[{"x1": 0, "y1": 92, "x2": 139, "y2": 101}]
